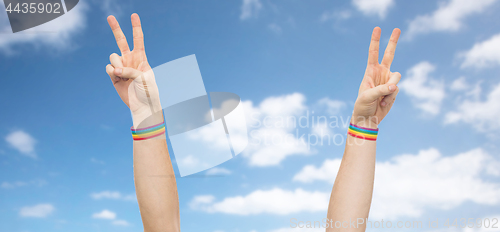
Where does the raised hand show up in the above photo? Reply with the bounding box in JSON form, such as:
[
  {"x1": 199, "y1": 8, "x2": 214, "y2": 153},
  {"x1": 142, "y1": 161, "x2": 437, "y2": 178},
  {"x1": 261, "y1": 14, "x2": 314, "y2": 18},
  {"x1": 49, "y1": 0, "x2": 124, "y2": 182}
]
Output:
[
  {"x1": 352, "y1": 27, "x2": 401, "y2": 128},
  {"x1": 105, "y1": 13, "x2": 161, "y2": 127},
  {"x1": 105, "y1": 14, "x2": 180, "y2": 232}
]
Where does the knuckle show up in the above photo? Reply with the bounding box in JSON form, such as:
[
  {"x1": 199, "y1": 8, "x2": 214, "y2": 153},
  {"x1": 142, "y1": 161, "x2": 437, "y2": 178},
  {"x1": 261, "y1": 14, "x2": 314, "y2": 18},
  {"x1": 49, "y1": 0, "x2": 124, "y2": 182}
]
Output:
[
  {"x1": 378, "y1": 87, "x2": 386, "y2": 95},
  {"x1": 115, "y1": 34, "x2": 126, "y2": 41}
]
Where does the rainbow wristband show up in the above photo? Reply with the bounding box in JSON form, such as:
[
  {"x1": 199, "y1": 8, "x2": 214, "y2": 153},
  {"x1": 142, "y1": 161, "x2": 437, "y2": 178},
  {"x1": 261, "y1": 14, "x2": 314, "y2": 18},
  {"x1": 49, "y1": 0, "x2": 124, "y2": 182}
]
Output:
[
  {"x1": 347, "y1": 123, "x2": 378, "y2": 141},
  {"x1": 131, "y1": 121, "x2": 166, "y2": 141}
]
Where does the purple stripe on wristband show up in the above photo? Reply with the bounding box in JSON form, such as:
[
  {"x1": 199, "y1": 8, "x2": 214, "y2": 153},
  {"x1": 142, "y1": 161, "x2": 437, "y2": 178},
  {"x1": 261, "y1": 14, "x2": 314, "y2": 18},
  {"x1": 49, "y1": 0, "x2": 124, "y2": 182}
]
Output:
[
  {"x1": 349, "y1": 123, "x2": 379, "y2": 131},
  {"x1": 131, "y1": 121, "x2": 165, "y2": 131}
]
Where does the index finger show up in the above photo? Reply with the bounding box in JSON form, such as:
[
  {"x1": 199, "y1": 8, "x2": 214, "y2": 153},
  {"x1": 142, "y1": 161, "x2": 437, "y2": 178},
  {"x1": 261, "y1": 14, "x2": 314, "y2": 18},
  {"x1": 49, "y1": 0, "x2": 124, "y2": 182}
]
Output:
[
  {"x1": 381, "y1": 28, "x2": 401, "y2": 68},
  {"x1": 367, "y1": 27, "x2": 381, "y2": 65},
  {"x1": 107, "y1": 15, "x2": 130, "y2": 54},
  {"x1": 131, "y1": 13, "x2": 145, "y2": 51}
]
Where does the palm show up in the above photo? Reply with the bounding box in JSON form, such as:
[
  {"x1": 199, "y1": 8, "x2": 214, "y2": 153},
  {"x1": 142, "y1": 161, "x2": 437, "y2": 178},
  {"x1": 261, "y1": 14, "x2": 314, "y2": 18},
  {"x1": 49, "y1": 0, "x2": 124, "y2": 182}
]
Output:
[
  {"x1": 115, "y1": 50, "x2": 150, "y2": 108},
  {"x1": 353, "y1": 27, "x2": 401, "y2": 126},
  {"x1": 360, "y1": 64, "x2": 392, "y2": 122}
]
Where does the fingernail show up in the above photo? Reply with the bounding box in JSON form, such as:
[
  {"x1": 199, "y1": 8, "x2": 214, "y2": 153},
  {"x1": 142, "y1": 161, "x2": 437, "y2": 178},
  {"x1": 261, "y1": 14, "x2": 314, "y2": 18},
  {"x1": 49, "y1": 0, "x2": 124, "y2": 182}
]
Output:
[
  {"x1": 115, "y1": 68, "x2": 122, "y2": 76},
  {"x1": 388, "y1": 85, "x2": 396, "y2": 91},
  {"x1": 114, "y1": 76, "x2": 120, "y2": 81},
  {"x1": 381, "y1": 101, "x2": 387, "y2": 106}
]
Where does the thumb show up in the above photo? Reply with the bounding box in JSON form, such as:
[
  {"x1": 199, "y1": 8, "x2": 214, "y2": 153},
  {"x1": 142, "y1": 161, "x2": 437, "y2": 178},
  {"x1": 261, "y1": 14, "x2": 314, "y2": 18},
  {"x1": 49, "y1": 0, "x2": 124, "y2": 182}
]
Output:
[
  {"x1": 114, "y1": 67, "x2": 143, "y2": 80},
  {"x1": 358, "y1": 83, "x2": 397, "y2": 104}
]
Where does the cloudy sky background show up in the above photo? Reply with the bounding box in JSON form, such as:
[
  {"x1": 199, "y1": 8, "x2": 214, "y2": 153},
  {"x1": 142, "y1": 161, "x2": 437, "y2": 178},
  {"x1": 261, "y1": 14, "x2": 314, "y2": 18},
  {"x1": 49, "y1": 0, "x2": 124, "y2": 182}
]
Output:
[{"x1": 1, "y1": 0, "x2": 500, "y2": 231}]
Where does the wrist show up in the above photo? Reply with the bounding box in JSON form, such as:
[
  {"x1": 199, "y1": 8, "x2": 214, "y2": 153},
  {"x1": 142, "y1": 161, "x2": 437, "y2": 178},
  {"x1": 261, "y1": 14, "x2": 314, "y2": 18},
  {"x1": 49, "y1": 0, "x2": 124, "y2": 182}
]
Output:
[
  {"x1": 347, "y1": 119, "x2": 379, "y2": 142},
  {"x1": 350, "y1": 115, "x2": 379, "y2": 129},
  {"x1": 132, "y1": 106, "x2": 164, "y2": 129}
]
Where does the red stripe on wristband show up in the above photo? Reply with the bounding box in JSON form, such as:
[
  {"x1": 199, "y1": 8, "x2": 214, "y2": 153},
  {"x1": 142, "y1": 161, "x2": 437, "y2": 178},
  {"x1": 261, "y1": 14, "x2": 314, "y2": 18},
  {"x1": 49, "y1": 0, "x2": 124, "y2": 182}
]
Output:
[{"x1": 347, "y1": 131, "x2": 377, "y2": 141}]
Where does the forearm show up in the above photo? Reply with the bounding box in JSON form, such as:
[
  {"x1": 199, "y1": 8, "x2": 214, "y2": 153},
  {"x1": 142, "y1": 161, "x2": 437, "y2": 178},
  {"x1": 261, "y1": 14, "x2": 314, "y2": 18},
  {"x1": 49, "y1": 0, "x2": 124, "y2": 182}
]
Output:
[
  {"x1": 132, "y1": 111, "x2": 180, "y2": 232},
  {"x1": 326, "y1": 26, "x2": 401, "y2": 232},
  {"x1": 326, "y1": 120, "x2": 377, "y2": 232},
  {"x1": 105, "y1": 13, "x2": 180, "y2": 232},
  {"x1": 133, "y1": 138, "x2": 180, "y2": 232}
]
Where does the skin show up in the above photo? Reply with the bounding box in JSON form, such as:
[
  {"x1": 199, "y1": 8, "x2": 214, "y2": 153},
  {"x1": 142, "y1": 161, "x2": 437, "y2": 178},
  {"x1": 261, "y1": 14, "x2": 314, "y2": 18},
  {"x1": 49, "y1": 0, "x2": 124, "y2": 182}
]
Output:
[
  {"x1": 326, "y1": 27, "x2": 401, "y2": 232},
  {"x1": 105, "y1": 14, "x2": 180, "y2": 232},
  {"x1": 104, "y1": 13, "x2": 400, "y2": 232}
]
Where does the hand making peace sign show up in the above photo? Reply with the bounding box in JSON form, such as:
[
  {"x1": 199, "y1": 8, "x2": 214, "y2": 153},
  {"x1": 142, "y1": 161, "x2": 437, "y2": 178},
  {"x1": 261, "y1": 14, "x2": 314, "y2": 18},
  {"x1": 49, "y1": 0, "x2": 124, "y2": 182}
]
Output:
[
  {"x1": 352, "y1": 27, "x2": 402, "y2": 128},
  {"x1": 105, "y1": 13, "x2": 162, "y2": 127}
]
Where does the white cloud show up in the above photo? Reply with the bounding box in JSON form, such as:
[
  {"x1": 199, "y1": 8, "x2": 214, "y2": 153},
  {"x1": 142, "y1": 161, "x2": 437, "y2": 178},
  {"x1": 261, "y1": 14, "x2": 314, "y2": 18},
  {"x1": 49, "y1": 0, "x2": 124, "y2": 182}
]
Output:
[
  {"x1": 239, "y1": 94, "x2": 347, "y2": 166},
  {"x1": 320, "y1": 10, "x2": 351, "y2": 22},
  {"x1": 5, "y1": 130, "x2": 37, "y2": 158},
  {"x1": 450, "y1": 77, "x2": 482, "y2": 100},
  {"x1": 242, "y1": 93, "x2": 312, "y2": 166},
  {"x1": 206, "y1": 167, "x2": 232, "y2": 175},
  {"x1": 445, "y1": 83, "x2": 500, "y2": 131},
  {"x1": 190, "y1": 188, "x2": 329, "y2": 215},
  {"x1": 316, "y1": 98, "x2": 345, "y2": 115},
  {"x1": 450, "y1": 76, "x2": 469, "y2": 91},
  {"x1": 112, "y1": 219, "x2": 130, "y2": 226},
  {"x1": 460, "y1": 33, "x2": 500, "y2": 69},
  {"x1": 90, "y1": 191, "x2": 135, "y2": 201},
  {"x1": 189, "y1": 195, "x2": 216, "y2": 209},
  {"x1": 1, "y1": 179, "x2": 46, "y2": 189},
  {"x1": 399, "y1": 61, "x2": 445, "y2": 115},
  {"x1": 240, "y1": 0, "x2": 262, "y2": 20},
  {"x1": 92, "y1": 209, "x2": 130, "y2": 226},
  {"x1": 294, "y1": 148, "x2": 500, "y2": 219},
  {"x1": 19, "y1": 204, "x2": 55, "y2": 218},
  {"x1": 405, "y1": 0, "x2": 497, "y2": 39},
  {"x1": 92, "y1": 209, "x2": 116, "y2": 220},
  {"x1": 311, "y1": 122, "x2": 334, "y2": 139},
  {"x1": 2, "y1": 181, "x2": 27, "y2": 189},
  {"x1": 99, "y1": 0, "x2": 122, "y2": 17},
  {"x1": 293, "y1": 159, "x2": 342, "y2": 183},
  {"x1": 90, "y1": 157, "x2": 105, "y2": 165},
  {"x1": 184, "y1": 93, "x2": 345, "y2": 167},
  {"x1": 0, "y1": 0, "x2": 87, "y2": 54},
  {"x1": 267, "y1": 23, "x2": 282, "y2": 34},
  {"x1": 352, "y1": 0, "x2": 395, "y2": 19}
]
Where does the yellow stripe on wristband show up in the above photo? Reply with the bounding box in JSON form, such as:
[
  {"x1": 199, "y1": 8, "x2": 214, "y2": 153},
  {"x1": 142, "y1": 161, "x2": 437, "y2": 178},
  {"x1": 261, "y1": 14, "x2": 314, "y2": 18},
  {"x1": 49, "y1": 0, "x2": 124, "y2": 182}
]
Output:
[
  {"x1": 131, "y1": 122, "x2": 166, "y2": 141},
  {"x1": 347, "y1": 123, "x2": 378, "y2": 141}
]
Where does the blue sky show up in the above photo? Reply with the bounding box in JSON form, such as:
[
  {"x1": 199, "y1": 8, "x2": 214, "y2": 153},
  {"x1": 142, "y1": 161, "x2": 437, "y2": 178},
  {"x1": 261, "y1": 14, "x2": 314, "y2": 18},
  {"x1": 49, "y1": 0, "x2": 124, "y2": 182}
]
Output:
[{"x1": 1, "y1": 0, "x2": 500, "y2": 231}]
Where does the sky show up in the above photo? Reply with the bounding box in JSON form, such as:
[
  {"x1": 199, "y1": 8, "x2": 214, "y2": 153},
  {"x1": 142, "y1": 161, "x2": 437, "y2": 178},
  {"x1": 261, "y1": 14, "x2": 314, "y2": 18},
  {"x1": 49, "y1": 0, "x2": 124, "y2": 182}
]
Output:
[{"x1": 1, "y1": 0, "x2": 500, "y2": 231}]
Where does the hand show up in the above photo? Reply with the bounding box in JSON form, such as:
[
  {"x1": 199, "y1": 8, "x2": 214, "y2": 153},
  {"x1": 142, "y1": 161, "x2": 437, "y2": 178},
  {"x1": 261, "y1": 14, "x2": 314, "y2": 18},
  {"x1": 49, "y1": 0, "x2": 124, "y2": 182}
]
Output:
[
  {"x1": 105, "y1": 14, "x2": 162, "y2": 127},
  {"x1": 352, "y1": 27, "x2": 401, "y2": 129}
]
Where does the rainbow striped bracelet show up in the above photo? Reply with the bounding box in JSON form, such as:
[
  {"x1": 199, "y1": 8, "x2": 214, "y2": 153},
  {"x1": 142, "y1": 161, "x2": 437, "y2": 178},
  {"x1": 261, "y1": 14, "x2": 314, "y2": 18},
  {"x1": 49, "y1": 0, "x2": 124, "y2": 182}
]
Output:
[
  {"x1": 347, "y1": 123, "x2": 378, "y2": 141},
  {"x1": 131, "y1": 121, "x2": 166, "y2": 141}
]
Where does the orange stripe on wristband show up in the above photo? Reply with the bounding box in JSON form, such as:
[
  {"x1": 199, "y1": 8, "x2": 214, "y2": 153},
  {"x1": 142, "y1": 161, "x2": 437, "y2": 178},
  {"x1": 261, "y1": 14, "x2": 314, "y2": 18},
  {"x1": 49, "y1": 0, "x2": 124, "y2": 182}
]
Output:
[
  {"x1": 132, "y1": 122, "x2": 165, "y2": 141},
  {"x1": 347, "y1": 123, "x2": 378, "y2": 141}
]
